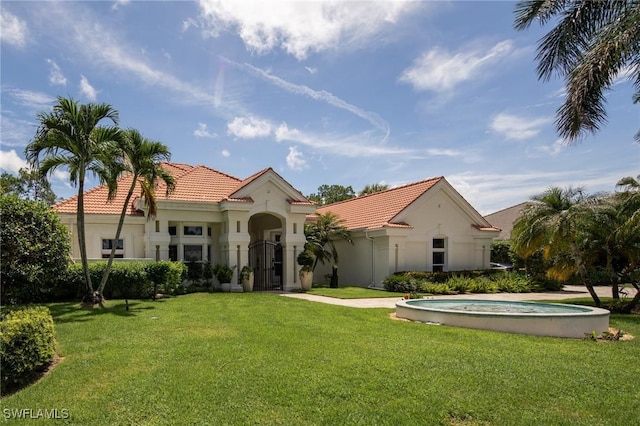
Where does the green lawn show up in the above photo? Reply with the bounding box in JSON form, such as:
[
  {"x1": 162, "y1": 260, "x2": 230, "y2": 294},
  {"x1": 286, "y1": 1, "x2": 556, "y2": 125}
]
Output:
[
  {"x1": 3, "y1": 293, "x2": 640, "y2": 425},
  {"x1": 309, "y1": 285, "x2": 405, "y2": 299}
]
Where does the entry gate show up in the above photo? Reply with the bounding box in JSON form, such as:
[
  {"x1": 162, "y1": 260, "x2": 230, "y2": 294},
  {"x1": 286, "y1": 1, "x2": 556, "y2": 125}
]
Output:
[{"x1": 248, "y1": 241, "x2": 283, "y2": 291}]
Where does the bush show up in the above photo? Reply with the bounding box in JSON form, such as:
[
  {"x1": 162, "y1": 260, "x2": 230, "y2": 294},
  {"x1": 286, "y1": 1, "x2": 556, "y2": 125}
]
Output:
[
  {"x1": 383, "y1": 274, "x2": 421, "y2": 292},
  {"x1": 1, "y1": 195, "x2": 71, "y2": 304},
  {"x1": 0, "y1": 307, "x2": 56, "y2": 393},
  {"x1": 50, "y1": 261, "x2": 187, "y2": 301}
]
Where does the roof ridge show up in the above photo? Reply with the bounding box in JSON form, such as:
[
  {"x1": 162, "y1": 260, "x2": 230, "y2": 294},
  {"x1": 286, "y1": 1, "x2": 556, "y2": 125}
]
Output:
[
  {"x1": 322, "y1": 176, "x2": 443, "y2": 208},
  {"x1": 194, "y1": 164, "x2": 243, "y2": 182},
  {"x1": 485, "y1": 201, "x2": 531, "y2": 217}
]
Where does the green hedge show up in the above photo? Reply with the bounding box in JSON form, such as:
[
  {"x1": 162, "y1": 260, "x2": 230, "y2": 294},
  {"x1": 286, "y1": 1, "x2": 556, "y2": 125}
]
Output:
[
  {"x1": 383, "y1": 270, "x2": 534, "y2": 294},
  {"x1": 0, "y1": 307, "x2": 56, "y2": 393},
  {"x1": 52, "y1": 261, "x2": 187, "y2": 301}
]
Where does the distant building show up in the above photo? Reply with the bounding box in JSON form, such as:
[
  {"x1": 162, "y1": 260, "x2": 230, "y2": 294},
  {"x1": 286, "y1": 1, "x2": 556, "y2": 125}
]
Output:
[{"x1": 484, "y1": 202, "x2": 532, "y2": 240}]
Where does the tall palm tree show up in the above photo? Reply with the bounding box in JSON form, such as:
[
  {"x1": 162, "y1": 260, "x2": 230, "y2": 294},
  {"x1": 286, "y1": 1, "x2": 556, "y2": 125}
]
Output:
[
  {"x1": 514, "y1": 0, "x2": 640, "y2": 142},
  {"x1": 305, "y1": 212, "x2": 352, "y2": 272},
  {"x1": 96, "y1": 129, "x2": 176, "y2": 299},
  {"x1": 512, "y1": 186, "x2": 602, "y2": 305},
  {"x1": 25, "y1": 96, "x2": 121, "y2": 303}
]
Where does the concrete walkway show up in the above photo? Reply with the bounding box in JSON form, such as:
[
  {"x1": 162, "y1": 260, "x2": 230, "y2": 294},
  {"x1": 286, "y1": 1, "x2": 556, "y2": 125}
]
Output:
[{"x1": 282, "y1": 285, "x2": 637, "y2": 309}]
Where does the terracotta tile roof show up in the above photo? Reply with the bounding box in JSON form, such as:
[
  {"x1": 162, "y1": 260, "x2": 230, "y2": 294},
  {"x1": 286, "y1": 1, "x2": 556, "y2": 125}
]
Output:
[
  {"x1": 53, "y1": 163, "x2": 245, "y2": 215},
  {"x1": 53, "y1": 173, "x2": 143, "y2": 216},
  {"x1": 316, "y1": 177, "x2": 444, "y2": 230}
]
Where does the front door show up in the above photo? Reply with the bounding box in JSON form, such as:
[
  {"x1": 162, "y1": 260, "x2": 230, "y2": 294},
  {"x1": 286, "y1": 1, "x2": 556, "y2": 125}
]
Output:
[{"x1": 248, "y1": 240, "x2": 283, "y2": 291}]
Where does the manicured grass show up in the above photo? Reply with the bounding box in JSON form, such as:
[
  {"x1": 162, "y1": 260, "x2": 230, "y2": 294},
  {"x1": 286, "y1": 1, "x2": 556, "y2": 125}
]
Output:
[
  {"x1": 309, "y1": 285, "x2": 405, "y2": 299},
  {"x1": 3, "y1": 293, "x2": 640, "y2": 425}
]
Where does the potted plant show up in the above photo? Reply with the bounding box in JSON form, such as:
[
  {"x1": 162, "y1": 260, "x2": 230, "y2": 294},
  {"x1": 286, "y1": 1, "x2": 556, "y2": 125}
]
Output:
[
  {"x1": 213, "y1": 263, "x2": 235, "y2": 292},
  {"x1": 297, "y1": 249, "x2": 315, "y2": 291},
  {"x1": 240, "y1": 265, "x2": 254, "y2": 292}
]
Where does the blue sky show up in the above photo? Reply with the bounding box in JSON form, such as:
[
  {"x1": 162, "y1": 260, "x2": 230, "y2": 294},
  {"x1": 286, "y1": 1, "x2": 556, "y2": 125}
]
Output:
[{"x1": 1, "y1": 0, "x2": 638, "y2": 215}]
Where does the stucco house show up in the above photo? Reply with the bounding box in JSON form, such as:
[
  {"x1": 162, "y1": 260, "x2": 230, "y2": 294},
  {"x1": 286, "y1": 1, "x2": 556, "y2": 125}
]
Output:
[
  {"x1": 315, "y1": 177, "x2": 500, "y2": 288},
  {"x1": 53, "y1": 163, "x2": 499, "y2": 290}
]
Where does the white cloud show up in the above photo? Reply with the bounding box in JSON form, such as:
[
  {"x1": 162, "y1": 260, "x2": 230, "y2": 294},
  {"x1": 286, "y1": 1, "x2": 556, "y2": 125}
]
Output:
[
  {"x1": 425, "y1": 148, "x2": 462, "y2": 157},
  {"x1": 399, "y1": 40, "x2": 514, "y2": 92},
  {"x1": 46, "y1": 59, "x2": 67, "y2": 86},
  {"x1": 224, "y1": 58, "x2": 389, "y2": 140},
  {"x1": 221, "y1": 149, "x2": 230, "y2": 157},
  {"x1": 112, "y1": 0, "x2": 131, "y2": 11},
  {"x1": 536, "y1": 139, "x2": 566, "y2": 156},
  {"x1": 2, "y1": 87, "x2": 54, "y2": 111},
  {"x1": 0, "y1": 150, "x2": 29, "y2": 173},
  {"x1": 195, "y1": 0, "x2": 420, "y2": 60},
  {"x1": 0, "y1": 115, "x2": 36, "y2": 147},
  {"x1": 305, "y1": 66, "x2": 317, "y2": 75},
  {"x1": 286, "y1": 146, "x2": 307, "y2": 171},
  {"x1": 227, "y1": 116, "x2": 272, "y2": 139},
  {"x1": 193, "y1": 123, "x2": 217, "y2": 138},
  {"x1": 490, "y1": 113, "x2": 552, "y2": 140},
  {"x1": 0, "y1": 9, "x2": 28, "y2": 48},
  {"x1": 79, "y1": 75, "x2": 97, "y2": 101},
  {"x1": 275, "y1": 122, "x2": 409, "y2": 158}
]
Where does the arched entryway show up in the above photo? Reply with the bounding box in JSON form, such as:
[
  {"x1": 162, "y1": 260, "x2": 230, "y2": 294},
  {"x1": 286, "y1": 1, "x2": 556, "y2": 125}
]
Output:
[{"x1": 248, "y1": 213, "x2": 284, "y2": 291}]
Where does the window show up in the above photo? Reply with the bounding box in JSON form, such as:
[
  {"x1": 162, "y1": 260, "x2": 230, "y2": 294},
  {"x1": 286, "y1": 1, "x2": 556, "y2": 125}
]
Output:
[
  {"x1": 101, "y1": 239, "x2": 124, "y2": 258},
  {"x1": 168, "y1": 226, "x2": 177, "y2": 236},
  {"x1": 432, "y1": 238, "x2": 446, "y2": 272},
  {"x1": 207, "y1": 227, "x2": 212, "y2": 237},
  {"x1": 102, "y1": 239, "x2": 124, "y2": 250},
  {"x1": 169, "y1": 245, "x2": 178, "y2": 261},
  {"x1": 184, "y1": 245, "x2": 203, "y2": 262},
  {"x1": 155, "y1": 221, "x2": 160, "y2": 232},
  {"x1": 184, "y1": 226, "x2": 202, "y2": 236}
]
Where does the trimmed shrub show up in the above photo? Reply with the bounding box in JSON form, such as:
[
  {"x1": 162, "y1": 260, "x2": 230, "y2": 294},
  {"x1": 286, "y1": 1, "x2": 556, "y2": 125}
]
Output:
[
  {"x1": 0, "y1": 307, "x2": 56, "y2": 393},
  {"x1": 383, "y1": 275, "x2": 421, "y2": 293},
  {"x1": 491, "y1": 273, "x2": 532, "y2": 293},
  {"x1": 50, "y1": 261, "x2": 187, "y2": 301}
]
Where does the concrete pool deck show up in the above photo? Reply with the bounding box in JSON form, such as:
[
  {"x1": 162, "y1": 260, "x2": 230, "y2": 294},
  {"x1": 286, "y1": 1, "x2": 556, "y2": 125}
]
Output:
[{"x1": 282, "y1": 285, "x2": 637, "y2": 309}]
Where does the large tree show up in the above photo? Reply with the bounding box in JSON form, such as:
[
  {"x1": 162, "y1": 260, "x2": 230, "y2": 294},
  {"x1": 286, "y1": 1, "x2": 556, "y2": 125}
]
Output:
[
  {"x1": 0, "y1": 168, "x2": 56, "y2": 205},
  {"x1": 0, "y1": 195, "x2": 71, "y2": 304},
  {"x1": 511, "y1": 186, "x2": 602, "y2": 306},
  {"x1": 97, "y1": 129, "x2": 175, "y2": 299},
  {"x1": 308, "y1": 184, "x2": 355, "y2": 206},
  {"x1": 514, "y1": 0, "x2": 640, "y2": 142},
  {"x1": 25, "y1": 96, "x2": 121, "y2": 304}
]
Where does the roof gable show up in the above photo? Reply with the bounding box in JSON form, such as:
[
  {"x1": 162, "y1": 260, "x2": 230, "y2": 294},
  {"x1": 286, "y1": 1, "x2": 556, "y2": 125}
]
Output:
[
  {"x1": 229, "y1": 167, "x2": 313, "y2": 205},
  {"x1": 316, "y1": 177, "x2": 443, "y2": 230}
]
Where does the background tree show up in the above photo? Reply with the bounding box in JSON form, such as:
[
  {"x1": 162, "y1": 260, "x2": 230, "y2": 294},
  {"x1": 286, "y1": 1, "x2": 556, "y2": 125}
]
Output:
[
  {"x1": 514, "y1": 0, "x2": 640, "y2": 142},
  {"x1": 0, "y1": 168, "x2": 56, "y2": 205},
  {"x1": 307, "y1": 184, "x2": 355, "y2": 206},
  {"x1": 359, "y1": 183, "x2": 388, "y2": 196},
  {"x1": 25, "y1": 96, "x2": 121, "y2": 304},
  {"x1": 97, "y1": 129, "x2": 175, "y2": 299},
  {"x1": 0, "y1": 195, "x2": 71, "y2": 304},
  {"x1": 511, "y1": 186, "x2": 602, "y2": 306}
]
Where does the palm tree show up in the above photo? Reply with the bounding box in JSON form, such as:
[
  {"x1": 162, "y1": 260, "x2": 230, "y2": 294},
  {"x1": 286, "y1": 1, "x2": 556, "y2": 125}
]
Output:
[
  {"x1": 511, "y1": 186, "x2": 602, "y2": 306},
  {"x1": 25, "y1": 96, "x2": 121, "y2": 303},
  {"x1": 359, "y1": 183, "x2": 389, "y2": 196},
  {"x1": 96, "y1": 129, "x2": 176, "y2": 299},
  {"x1": 613, "y1": 175, "x2": 640, "y2": 309},
  {"x1": 304, "y1": 212, "x2": 352, "y2": 272},
  {"x1": 514, "y1": 1, "x2": 640, "y2": 142}
]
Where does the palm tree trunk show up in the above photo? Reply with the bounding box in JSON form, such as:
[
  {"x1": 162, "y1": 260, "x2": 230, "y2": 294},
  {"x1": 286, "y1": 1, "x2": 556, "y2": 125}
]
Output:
[
  {"x1": 77, "y1": 175, "x2": 96, "y2": 304},
  {"x1": 571, "y1": 241, "x2": 601, "y2": 307},
  {"x1": 97, "y1": 178, "x2": 137, "y2": 297}
]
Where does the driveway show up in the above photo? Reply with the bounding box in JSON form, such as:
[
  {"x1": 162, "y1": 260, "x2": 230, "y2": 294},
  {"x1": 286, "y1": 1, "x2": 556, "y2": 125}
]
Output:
[{"x1": 282, "y1": 285, "x2": 637, "y2": 309}]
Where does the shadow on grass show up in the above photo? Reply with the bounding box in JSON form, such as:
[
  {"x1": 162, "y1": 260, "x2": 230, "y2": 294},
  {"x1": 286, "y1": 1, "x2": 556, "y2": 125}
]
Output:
[{"x1": 47, "y1": 300, "x2": 160, "y2": 324}]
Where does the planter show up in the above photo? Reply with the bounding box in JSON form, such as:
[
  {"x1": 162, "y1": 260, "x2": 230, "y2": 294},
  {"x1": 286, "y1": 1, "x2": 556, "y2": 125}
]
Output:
[
  {"x1": 299, "y1": 270, "x2": 313, "y2": 291},
  {"x1": 241, "y1": 271, "x2": 254, "y2": 292},
  {"x1": 220, "y1": 282, "x2": 232, "y2": 292}
]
